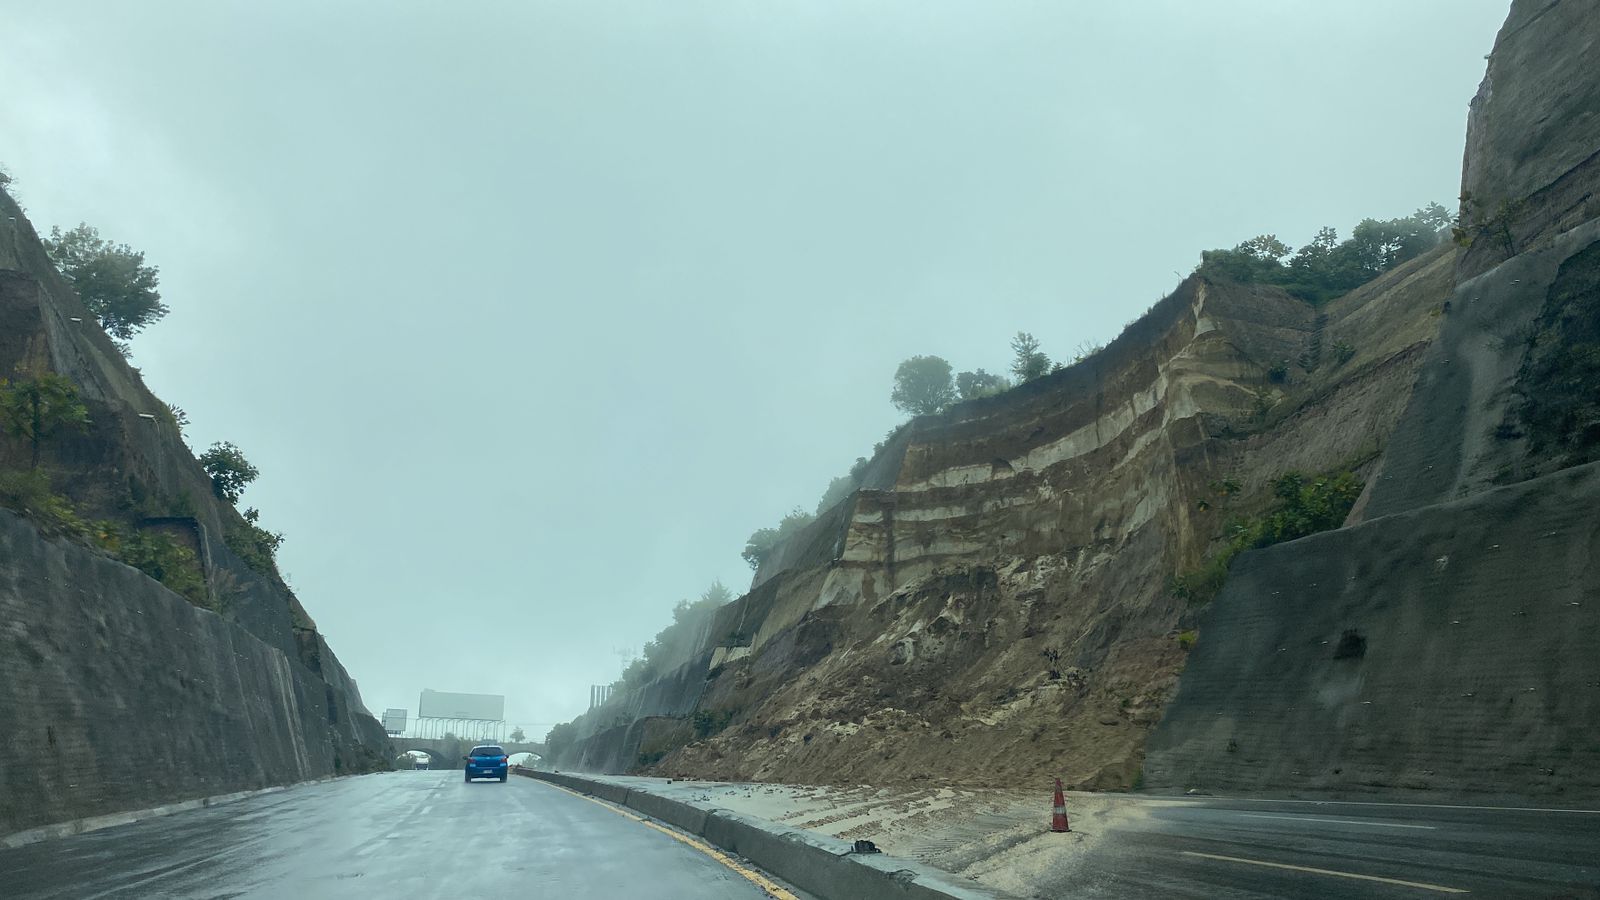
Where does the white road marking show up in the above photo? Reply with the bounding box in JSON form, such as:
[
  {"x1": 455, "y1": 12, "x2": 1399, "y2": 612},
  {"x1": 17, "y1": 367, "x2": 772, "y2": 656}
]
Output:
[
  {"x1": 1180, "y1": 851, "x2": 1469, "y2": 893},
  {"x1": 419, "y1": 804, "x2": 435, "y2": 816},
  {"x1": 1157, "y1": 795, "x2": 1600, "y2": 815},
  {"x1": 1240, "y1": 813, "x2": 1435, "y2": 830}
]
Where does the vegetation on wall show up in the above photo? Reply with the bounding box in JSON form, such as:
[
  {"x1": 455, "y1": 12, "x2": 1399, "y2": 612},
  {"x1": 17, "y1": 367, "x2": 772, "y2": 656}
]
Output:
[
  {"x1": 0, "y1": 374, "x2": 90, "y2": 469},
  {"x1": 1172, "y1": 469, "x2": 1364, "y2": 605},
  {"x1": 225, "y1": 507, "x2": 285, "y2": 575},
  {"x1": 1453, "y1": 191, "x2": 1527, "y2": 258},
  {"x1": 0, "y1": 468, "x2": 210, "y2": 607},
  {"x1": 114, "y1": 529, "x2": 210, "y2": 608},
  {"x1": 0, "y1": 468, "x2": 91, "y2": 539}
]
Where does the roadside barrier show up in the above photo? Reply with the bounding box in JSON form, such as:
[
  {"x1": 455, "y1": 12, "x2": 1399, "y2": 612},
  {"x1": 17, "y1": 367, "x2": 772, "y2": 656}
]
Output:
[{"x1": 510, "y1": 767, "x2": 1019, "y2": 900}]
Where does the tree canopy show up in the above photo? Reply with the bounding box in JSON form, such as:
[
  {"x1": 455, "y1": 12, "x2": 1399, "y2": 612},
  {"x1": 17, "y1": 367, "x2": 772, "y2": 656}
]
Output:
[
  {"x1": 890, "y1": 355, "x2": 955, "y2": 416},
  {"x1": 956, "y1": 369, "x2": 1011, "y2": 401},
  {"x1": 742, "y1": 507, "x2": 815, "y2": 570},
  {"x1": 1197, "y1": 204, "x2": 1450, "y2": 303},
  {"x1": 816, "y1": 475, "x2": 856, "y2": 514},
  {"x1": 613, "y1": 581, "x2": 736, "y2": 692},
  {"x1": 43, "y1": 224, "x2": 168, "y2": 340},
  {"x1": 1010, "y1": 332, "x2": 1051, "y2": 382},
  {"x1": 200, "y1": 441, "x2": 259, "y2": 503}
]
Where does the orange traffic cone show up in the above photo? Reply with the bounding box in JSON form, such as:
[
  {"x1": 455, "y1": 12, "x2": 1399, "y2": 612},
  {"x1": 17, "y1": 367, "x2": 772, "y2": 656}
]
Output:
[{"x1": 1051, "y1": 777, "x2": 1071, "y2": 833}]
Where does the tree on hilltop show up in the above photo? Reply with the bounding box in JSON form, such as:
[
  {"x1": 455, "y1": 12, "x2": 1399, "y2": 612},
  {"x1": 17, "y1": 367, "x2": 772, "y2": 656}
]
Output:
[
  {"x1": 1010, "y1": 332, "x2": 1051, "y2": 382},
  {"x1": 956, "y1": 368, "x2": 1010, "y2": 401},
  {"x1": 44, "y1": 224, "x2": 167, "y2": 340},
  {"x1": 890, "y1": 355, "x2": 955, "y2": 416}
]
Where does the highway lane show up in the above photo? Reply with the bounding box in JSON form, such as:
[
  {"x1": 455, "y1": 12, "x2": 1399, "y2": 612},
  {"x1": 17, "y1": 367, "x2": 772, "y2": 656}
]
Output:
[
  {"x1": 0, "y1": 772, "x2": 807, "y2": 899},
  {"x1": 1059, "y1": 795, "x2": 1600, "y2": 898}
]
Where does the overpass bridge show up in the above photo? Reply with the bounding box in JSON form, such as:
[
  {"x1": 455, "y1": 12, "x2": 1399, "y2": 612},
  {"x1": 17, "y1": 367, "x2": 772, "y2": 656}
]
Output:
[{"x1": 394, "y1": 738, "x2": 546, "y2": 769}]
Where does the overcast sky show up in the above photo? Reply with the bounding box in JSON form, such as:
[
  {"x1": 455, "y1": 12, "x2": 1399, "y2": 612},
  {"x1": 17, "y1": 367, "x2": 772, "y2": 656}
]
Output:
[{"x1": 0, "y1": 0, "x2": 1509, "y2": 736}]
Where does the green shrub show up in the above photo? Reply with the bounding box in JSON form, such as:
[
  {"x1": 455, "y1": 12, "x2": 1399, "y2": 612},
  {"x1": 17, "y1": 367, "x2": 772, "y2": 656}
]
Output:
[
  {"x1": 225, "y1": 519, "x2": 283, "y2": 574},
  {"x1": 1177, "y1": 630, "x2": 1198, "y2": 650},
  {"x1": 0, "y1": 374, "x2": 90, "y2": 469},
  {"x1": 691, "y1": 708, "x2": 736, "y2": 738},
  {"x1": 117, "y1": 529, "x2": 210, "y2": 608},
  {"x1": 1173, "y1": 469, "x2": 1363, "y2": 606},
  {"x1": 1332, "y1": 341, "x2": 1356, "y2": 365},
  {"x1": 0, "y1": 468, "x2": 87, "y2": 538}
]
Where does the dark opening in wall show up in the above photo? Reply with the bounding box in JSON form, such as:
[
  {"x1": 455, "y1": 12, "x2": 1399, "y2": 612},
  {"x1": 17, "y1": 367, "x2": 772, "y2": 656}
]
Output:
[{"x1": 1333, "y1": 629, "x2": 1367, "y2": 660}]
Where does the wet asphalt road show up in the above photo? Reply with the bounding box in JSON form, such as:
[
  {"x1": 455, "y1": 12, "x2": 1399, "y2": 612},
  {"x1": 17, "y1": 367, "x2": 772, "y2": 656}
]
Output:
[
  {"x1": 0, "y1": 772, "x2": 801, "y2": 899},
  {"x1": 1067, "y1": 795, "x2": 1600, "y2": 899}
]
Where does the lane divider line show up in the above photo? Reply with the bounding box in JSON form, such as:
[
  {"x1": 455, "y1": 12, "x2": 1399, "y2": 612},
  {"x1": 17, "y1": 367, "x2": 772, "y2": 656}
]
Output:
[
  {"x1": 1159, "y1": 795, "x2": 1600, "y2": 815},
  {"x1": 1239, "y1": 813, "x2": 1436, "y2": 830},
  {"x1": 1179, "y1": 851, "x2": 1469, "y2": 893},
  {"x1": 531, "y1": 779, "x2": 799, "y2": 900}
]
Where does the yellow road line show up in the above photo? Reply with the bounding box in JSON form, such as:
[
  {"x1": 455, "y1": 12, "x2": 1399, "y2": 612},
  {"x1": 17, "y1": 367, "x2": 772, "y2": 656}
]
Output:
[
  {"x1": 1180, "y1": 850, "x2": 1470, "y2": 893},
  {"x1": 533, "y1": 779, "x2": 800, "y2": 900}
]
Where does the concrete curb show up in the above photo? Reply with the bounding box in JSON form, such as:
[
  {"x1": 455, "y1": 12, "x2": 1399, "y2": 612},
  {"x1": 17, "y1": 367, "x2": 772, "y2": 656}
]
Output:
[
  {"x1": 516, "y1": 768, "x2": 1021, "y2": 900},
  {"x1": 0, "y1": 774, "x2": 341, "y2": 849}
]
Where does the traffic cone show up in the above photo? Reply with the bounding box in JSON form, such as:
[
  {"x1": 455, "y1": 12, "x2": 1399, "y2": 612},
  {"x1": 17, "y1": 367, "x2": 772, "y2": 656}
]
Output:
[{"x1": 1051, "y1": 777, "x2": 1071, "y2": 833}]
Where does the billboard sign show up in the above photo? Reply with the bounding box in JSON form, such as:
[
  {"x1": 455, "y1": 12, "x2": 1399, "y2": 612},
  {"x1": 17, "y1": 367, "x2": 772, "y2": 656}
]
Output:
[
  {"x1": 419, "y1": 689, "x2": 505, "y2": 721},
  {"x1": 381, "y1": 708, "x2": 407, "y2": 734}
]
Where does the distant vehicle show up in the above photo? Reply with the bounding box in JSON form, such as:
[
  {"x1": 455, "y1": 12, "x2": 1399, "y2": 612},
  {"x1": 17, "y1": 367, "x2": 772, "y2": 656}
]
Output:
[
  {"x1": 412, "y1": 759, "x2": 429, "y2": 770},
  {"x1": 464, "y1": 745, "x2": 508, "y2": 782}
]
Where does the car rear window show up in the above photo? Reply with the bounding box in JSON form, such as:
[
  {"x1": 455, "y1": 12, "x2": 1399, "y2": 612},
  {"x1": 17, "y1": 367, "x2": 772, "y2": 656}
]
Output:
[{"x1": 471, "y1": 746, "x2": 505, "y2": 756}]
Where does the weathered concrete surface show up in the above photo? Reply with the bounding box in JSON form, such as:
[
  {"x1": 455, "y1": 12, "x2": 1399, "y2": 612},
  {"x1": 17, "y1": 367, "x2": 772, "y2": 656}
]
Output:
[
  {"x1": 1364, "y1": 219, "x2": 1600, "y2": 518},
  {"x1": 0, "y1": 510, "x2": 391, "y2": 836},
  {"x1": 0, "y1": 187, "x2": 391, "y2": 836},
  {"x1": 1459, "y1": 0, "x2": 1600, "y2": 277},
  {"x1": 1144, "y1": 461, "x2": 1600, "y2": 803},
  {"x1": 1146, "y1": 0, "x2": 1600, "y2": 804}
]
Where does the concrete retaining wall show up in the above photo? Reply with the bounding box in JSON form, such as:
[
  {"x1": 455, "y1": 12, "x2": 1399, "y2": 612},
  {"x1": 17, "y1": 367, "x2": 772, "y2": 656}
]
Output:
[
  {"x1": 520, "y1": 769, "x2": 1017, "y2": 900},
  {"x1": 1145, "y1": 460, "x2": 1600, "y2": 803},
  {"x1": 0, "y1": 510, "x2": 390, "y2": 837}
]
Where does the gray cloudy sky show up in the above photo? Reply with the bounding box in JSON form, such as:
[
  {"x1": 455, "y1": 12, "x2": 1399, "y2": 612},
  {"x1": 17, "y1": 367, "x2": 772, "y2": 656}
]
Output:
[{"x1": 0, "y1": 0, "x2": 1508, "y2": 735}]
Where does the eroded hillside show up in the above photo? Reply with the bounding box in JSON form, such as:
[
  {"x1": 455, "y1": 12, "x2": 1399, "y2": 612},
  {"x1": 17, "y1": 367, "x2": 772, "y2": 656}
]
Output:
[
  {"x1": 552, "y1": 0, "x2": 1599, "y2": 801},
  {"x1": 554, "y1": 244, "x2": 1454, "y2": 787}
]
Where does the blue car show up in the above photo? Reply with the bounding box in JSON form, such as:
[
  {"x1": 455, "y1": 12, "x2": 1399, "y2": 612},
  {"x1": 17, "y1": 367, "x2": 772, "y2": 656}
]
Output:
[{"x1": 464, "y1": 745, "x2": 509, "y2": 782}]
